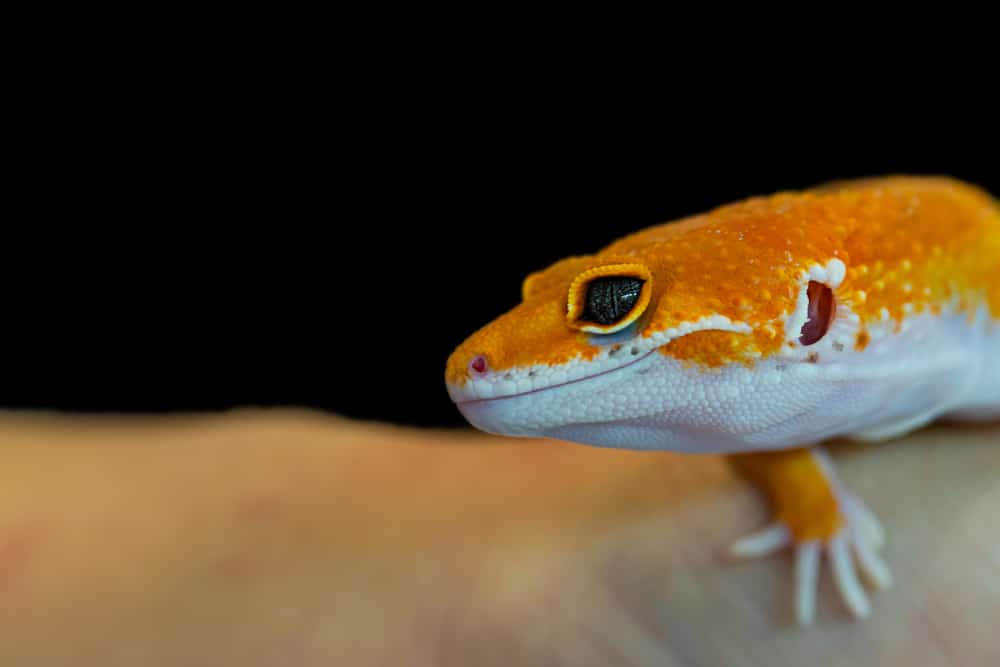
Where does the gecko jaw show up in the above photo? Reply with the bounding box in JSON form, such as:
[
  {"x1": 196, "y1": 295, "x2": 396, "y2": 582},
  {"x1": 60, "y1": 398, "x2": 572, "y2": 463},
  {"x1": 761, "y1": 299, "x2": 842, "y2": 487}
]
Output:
[
  {"x1": 447, "y1": 315, "x2": 755, "y2": 406},
  {"x1": 450, "y1": 348, "x2": 658, "y2": 406}
]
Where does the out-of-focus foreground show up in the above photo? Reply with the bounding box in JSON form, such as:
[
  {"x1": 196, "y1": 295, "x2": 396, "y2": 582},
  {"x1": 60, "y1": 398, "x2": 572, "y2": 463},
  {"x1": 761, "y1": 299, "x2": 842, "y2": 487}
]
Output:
[{"x1": 0, "y1": 411, "x2": 996, "y2": 666}]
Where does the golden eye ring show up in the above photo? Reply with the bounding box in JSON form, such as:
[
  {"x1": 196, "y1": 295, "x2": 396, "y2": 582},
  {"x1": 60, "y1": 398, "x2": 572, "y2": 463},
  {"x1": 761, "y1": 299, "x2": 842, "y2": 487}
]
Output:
[{"x1": 567, "y1": 263, "x2": 653, "y2": 334}]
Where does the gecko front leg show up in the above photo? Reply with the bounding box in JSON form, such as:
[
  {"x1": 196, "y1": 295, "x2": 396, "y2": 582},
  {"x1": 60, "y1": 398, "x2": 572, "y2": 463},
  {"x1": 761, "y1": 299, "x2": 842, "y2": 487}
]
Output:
[{"x1": 728, "y1": 447, "x2": 893, "y2": 625}]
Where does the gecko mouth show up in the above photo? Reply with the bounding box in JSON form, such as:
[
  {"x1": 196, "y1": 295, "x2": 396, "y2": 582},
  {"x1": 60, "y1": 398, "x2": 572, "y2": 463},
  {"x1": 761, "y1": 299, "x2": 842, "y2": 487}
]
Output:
[{"x1": 453, "y1": 347, "x2": 657, "y2": 406}]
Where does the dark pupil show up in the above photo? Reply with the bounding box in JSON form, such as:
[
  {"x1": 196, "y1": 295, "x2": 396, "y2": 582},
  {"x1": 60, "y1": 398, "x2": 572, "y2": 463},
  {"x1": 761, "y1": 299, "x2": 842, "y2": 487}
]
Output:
[{"x1": 583, "y1": 277, "x2": 644, "y2": 325}]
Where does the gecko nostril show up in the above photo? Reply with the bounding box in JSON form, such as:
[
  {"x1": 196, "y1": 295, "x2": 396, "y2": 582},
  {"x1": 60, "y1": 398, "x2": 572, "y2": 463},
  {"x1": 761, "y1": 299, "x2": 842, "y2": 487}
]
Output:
[{"x1": 469, "y1": 355, "x2": 488, "y2": 376}]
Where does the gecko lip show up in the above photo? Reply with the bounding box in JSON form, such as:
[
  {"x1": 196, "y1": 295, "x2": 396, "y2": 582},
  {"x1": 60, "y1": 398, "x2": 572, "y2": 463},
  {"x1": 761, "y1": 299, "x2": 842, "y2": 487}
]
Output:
[{"x1": 454, "y1": 347, "x2": 657, "y2": 406}]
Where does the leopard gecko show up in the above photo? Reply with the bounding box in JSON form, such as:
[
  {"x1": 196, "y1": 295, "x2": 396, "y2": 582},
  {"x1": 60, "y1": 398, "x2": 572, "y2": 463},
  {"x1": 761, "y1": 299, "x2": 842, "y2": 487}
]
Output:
[{"x1": 445, "y1": 176, "x2": 1000, "y2": 625}]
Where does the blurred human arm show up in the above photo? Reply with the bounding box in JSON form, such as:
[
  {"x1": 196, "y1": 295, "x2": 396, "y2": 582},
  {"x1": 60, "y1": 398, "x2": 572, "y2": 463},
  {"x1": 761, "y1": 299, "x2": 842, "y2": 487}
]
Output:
[{"x1": 0, "y1": 411, "x2": 996, "y2": 666}]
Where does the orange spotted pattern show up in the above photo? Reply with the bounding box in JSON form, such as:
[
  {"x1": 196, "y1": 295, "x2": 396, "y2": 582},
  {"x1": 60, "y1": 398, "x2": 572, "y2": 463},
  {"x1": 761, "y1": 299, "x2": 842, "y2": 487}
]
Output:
[
  {"x1": 659, "y1": 330, "x2": 758, "y2": 369},
  {"x1": 447, "y1": 177, "x2": 999, "y2": 384}
]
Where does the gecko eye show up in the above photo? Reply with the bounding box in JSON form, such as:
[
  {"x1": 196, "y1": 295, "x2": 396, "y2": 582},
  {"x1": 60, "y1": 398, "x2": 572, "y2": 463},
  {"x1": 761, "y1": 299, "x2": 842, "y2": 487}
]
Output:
[
  {"x1": 799, "y1": 281, "x2": 835, "y2": 346},
  {"x1": 566, "y1": 263, "x2": 653, "y2": 334},
  {"x1": 583, "y1": 277, "x2": 644, "y2": 325}
]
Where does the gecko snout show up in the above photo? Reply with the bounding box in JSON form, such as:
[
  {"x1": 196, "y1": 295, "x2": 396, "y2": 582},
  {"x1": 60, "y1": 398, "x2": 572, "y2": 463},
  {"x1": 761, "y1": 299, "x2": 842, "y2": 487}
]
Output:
[{"x1": 444, "y1": 353, "x2": 500, "y2": 405}]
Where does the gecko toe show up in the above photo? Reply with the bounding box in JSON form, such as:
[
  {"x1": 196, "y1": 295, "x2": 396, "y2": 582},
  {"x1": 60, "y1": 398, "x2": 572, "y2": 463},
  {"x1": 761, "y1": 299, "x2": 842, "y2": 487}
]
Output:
[
  {"x1": 846, "y1": 494, "x2": 885, "y2": 550},
  {"x1": 829, "y1": 535, "x2": 872, "y2": 619},
  {"x1": 730, "y1": 522, "x2": 791, "y2": 558},
  {"x1": 852, "y1": 530, "x2": 893, "y2": 590},
  {"x1": 795, "y1": 541, "x2": 821, "y2": 625}
]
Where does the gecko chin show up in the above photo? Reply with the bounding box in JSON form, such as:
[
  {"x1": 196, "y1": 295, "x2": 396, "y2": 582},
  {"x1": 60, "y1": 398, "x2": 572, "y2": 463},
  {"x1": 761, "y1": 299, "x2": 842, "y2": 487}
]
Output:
[
  {"x1": 450, "y1": 348, "x2": 661, "y2": 439},
  {"x1": 449, "y1": 349, "x2": 794, "y2": 454}
]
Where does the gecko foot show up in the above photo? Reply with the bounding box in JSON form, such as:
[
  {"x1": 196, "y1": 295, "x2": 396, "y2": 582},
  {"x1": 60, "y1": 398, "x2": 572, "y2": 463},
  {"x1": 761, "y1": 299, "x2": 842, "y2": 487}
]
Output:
[{"x1": 730, "y1": 493, "x2": 892, "y2": 625}]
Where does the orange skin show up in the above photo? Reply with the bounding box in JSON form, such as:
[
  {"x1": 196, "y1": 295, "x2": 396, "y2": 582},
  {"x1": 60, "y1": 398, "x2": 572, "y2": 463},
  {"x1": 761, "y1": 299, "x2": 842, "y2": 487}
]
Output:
[{"x1": 447, "y1": 176, "x2": 1000, "y2": 384}]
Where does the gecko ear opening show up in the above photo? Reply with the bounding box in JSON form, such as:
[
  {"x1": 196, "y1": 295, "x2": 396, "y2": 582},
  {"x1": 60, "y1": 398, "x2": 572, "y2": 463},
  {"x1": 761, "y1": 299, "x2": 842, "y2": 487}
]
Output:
[
  {"x1": 567, "y1": 263, "x2": 652, "y2": 334},
  {"x1": 799, "y1": 281, "x2": 836, "y2": 346}
]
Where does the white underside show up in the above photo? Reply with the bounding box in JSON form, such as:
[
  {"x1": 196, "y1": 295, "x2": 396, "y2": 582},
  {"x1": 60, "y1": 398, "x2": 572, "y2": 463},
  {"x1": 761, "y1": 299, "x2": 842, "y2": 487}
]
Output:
[{"x1": 456, "y1": 305, "x2": 1000, "y2": 453}]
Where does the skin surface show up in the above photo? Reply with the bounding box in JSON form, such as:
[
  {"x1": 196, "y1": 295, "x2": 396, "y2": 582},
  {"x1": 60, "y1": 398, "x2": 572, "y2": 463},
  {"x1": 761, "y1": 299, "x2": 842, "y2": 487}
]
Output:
[{"x1": 0, "y1": 411, "x2": 996, "y2": 666}]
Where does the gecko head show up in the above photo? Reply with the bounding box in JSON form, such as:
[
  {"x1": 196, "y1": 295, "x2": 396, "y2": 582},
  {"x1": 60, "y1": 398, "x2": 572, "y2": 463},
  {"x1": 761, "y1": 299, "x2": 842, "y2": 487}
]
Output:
[
  {"x1": 445, "y1": 193, "x2": 878, "y2": 452},
  {"x1": 445, "y1": 256, "x2": 662, "y2": 420}
]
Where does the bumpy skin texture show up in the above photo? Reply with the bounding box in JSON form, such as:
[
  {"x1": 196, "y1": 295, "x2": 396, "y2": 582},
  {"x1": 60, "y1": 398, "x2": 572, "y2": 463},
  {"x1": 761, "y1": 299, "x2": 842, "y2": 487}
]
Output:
[
  {"x1": 445, "y1": 176, "x2": 1000, "y2": 624},
  {"x1": 447, "y1": 176, "x2": 999, "y2": 387},
  {"x1": 446, "y1": 177, "x2": 1000, "y2": 449}
]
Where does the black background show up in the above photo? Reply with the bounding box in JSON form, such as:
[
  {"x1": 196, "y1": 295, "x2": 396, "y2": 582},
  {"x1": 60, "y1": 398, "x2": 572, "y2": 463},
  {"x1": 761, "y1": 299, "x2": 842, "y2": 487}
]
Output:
[{"x1": 5, "y1": 91, "x2": 997, "y2": 427}]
